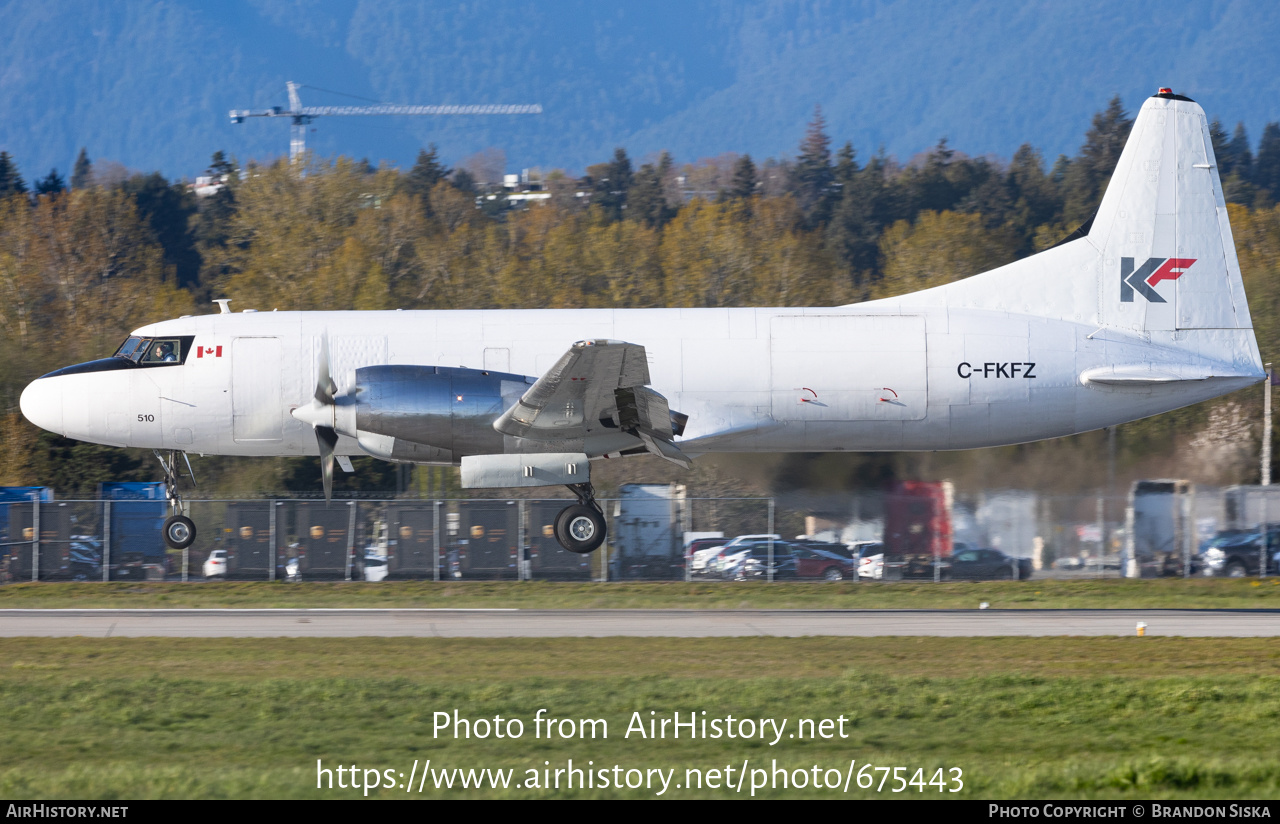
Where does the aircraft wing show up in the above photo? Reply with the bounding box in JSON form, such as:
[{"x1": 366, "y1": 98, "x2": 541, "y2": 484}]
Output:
[{"x1": 493, "y1": 339, "x2": 690, "y2": 467}]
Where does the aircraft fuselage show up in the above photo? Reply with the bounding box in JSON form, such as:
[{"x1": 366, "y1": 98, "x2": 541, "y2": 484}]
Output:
[{"x1": 19, "y1": 305, "x2": 1257, "y2": 461}]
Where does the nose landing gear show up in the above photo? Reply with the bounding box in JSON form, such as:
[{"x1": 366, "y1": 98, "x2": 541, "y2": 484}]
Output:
[
  {"x1": 554, "y1": 482, "x2": 606, "y2": 554},
  {"x1": 156, "y1": 450, "x2": 197, "y2": 550},
  {"x1": 164, "y1": 514, "x2": 196, "y2": 549}
]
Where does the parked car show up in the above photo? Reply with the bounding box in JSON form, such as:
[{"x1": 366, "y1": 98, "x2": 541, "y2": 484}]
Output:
[
  {"x1": 689, "y1": 534, "x2": 779, "y2": 577},
  {"x1": 1202, "y1": 528, "x2": 1280, "y2": 577},
  {"x1": 684, "y1": 538, "x2": 727, "y2": 565},
  {"x1": 688, "y1": 544, "x2": 729, "y2": 576},
  {"x1": 792, "y1": 539, "x2": 855, "y2": 560},
  {"x1": 946, "y1": 547, "x2": 1033, "y2": 580},
  {"x1": 69, "y1": 536, "x2": 102, "y2": 580},
  {"x1": 790, "y1": 545, "x2": 856, "y2": 580},
  {"x1": 1053, "y1": 554, "x2": 1123, "y2": 572},
  {"x1": 363, "y1": 553, "x2": 388, "y2": 582},
  {"x1": 855, "y1": 542, "x2": 888, "y2": 579},
  {"x1": 203, "y1": 549, "x2": 227, "y2": 579},
  {"x1": 722, "y1": 541, "x2": 796, "y2": 580}
]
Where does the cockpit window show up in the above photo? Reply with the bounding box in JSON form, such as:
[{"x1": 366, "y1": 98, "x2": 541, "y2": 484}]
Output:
[
  {"x1": 111, "y1": 335, "x2": 194, "y2": 366},
  {"x1": 114, "y1": 337, "x2": 143, "y2": 360},
  {"x1": 140, "y1": 339, "x2": 182, "y2": 364}
]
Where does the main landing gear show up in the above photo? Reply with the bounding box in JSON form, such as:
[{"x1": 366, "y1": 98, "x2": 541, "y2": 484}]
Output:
[
  {"x1": 156, "y1": 450, "x2": 197, "y2": 550},
  {"x1": 554, "y1": 482, "x2": 606, "y2": 554}
]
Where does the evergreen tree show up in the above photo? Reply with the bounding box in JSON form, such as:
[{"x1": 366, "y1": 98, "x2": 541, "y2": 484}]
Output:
[
  {"x1": 959, "y1": 166, "x2": 1012, "y2": 230},
  {"x1": 1049, "y1": 154, "x2": 1070, "y2": 186},
  {"x1": 655, "y1": 151, "x2": 676, "y2": 203},
  {"x1": 408, "y1": 145, "x2": 450, "y2": 190},
  {"x1": 209, "y1": 150, "x2": 235, "y2": 179},
  {"x1": 728, "y1": 154, "x2": 759, "y2": 200},
  {"x1": 1220, "y1": 124, "x2": 1256, "y2": 206},
  {"x1": 192, "y1": 152, "x2": 239, "y2": 271},
  {"x1": 34, "y1": 168, "x2": 66, "y2": 196},
  {"x1": 398, "y1": 145, "x2": 451, "y2": 218},
  {"x1": 401, "y1": 145, "x2": 450, "y2": 204},
  {"x1": 627, "y1": 152, "x2": 676, "y2": 229},
  {"x1": 832, "y1": 143, "x2": 856, "y2": 186},
  {"x1": 1001, "y1": 144, "x2": 1062, "y2": 252},
  {"x1": 1253, "y1": 122, "x2": 1280, "y2": 202},
  {"x1": 1226, "y1": 123, "x2": 1254, "y2": 177},
  {"x1": 1060, "y1": 95, "x2": 1132, "y2": 225},
  {"x1": 451, "y1": 168, "x2": 477, "y2": 193},
  {"x1": 592, "y1": 148, "x2": 633, "y2": 222},
  {"x1": 791, "y1": 105, "x2": 834, "y2": 223},
  {"x1": 1080, "y1": 95, "x2": 1133, "y2": 178},
  {"x1": 906, "y1": 137, "x2": 963, "y2": 214},
  {"x1": 827, "y1": 146, "x2": 900, "y2": 286},
  {"x1": 826, "y1": 143, "x2": 859, "y2": 233},
  {"x1": 0, "y1": 152, "x2": 26, "y2": 197},
  {"x1": 121, "y1": 172, "x2": 200, "y2": 289},
  {"x1": 1209, "y1": 119, "x2": 1229, "y2": 175},
  {"x1": 71, "y1": 148, "x2": 93, "y2": 189}
]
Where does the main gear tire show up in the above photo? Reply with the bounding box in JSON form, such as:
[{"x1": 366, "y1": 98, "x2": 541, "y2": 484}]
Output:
[{"x1": 554, "y1": 504, "x2": 606, "y2": 554}]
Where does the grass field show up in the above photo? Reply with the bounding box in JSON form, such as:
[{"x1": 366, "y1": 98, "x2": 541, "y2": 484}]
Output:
[
  {"x1": 2, "y1": 636, "x2": 1280, "y2": 799},
  {"x1": 3, "y1": 577, "x2": 1280, "y2": 610}
]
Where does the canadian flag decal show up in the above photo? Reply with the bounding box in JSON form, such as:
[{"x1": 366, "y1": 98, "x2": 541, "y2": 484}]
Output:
[{"x1": 196, "y1": 345, "x2": 223, "y2": 358}]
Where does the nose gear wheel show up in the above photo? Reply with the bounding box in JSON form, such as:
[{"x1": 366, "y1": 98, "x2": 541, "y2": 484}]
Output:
[{"x1": 155, "y1": 450, "x2": 198, "y2": 550}]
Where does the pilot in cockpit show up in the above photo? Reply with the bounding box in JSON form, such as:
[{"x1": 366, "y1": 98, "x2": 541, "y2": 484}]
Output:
[{"x1": 154, "y1": 342, "x2": 177, "y2": 363}]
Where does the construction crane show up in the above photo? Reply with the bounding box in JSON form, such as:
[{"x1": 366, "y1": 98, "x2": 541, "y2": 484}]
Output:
[{"x1": 230, "y1": 81, "x2": 542, "y2": 163}]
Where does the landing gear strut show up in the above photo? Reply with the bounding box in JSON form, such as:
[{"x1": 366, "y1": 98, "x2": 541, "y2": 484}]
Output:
[
  {"x1": 156, "y1": 450, "x2": 197, "y2": 550},
  {"x1": 554, "y1": 482, "x2": 606, "y2": 554}
]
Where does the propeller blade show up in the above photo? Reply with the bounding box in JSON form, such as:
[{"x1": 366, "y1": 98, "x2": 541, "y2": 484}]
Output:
[
  {"x1": 315, "y1": 331, "x2": 336, "y2": 405},
  {"x1": 316, "y1": 425, "x2": 338, "y2": 504}
]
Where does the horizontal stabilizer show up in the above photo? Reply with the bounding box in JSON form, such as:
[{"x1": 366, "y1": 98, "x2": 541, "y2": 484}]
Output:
[{"x1": 1080, "y1": 364, "x2": 1252, "y2": 386}]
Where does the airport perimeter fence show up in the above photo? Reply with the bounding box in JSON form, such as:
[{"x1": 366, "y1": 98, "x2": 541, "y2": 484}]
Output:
[
  {"x1": 0, "y1": 486, "x2": 1261, "y2": 584},
  {"x1": 0, "y1": 496, "x2": 774, "y2": 584}
]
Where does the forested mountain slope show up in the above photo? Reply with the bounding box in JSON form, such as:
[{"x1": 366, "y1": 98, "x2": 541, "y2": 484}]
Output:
[{"x1": 1, "y1": 0, "x2": 1278, "y2": 179}]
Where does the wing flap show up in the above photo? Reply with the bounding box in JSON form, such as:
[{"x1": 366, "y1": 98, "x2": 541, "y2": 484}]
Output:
[
  {"x1": 495, "y1": 339, "x2": 689, "y2": 465},
  {"x1": 496, "y1": 339, "x2": 645, "y2": 438}
]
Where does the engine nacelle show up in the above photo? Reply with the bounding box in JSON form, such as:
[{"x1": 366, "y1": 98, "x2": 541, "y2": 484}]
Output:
[{"x1": 337, "y1": 365, "x2": 533, "y2": 462}]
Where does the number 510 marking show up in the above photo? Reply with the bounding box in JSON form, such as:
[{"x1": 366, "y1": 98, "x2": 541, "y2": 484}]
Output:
[{"x1": 137, "y1": 414, "x2": 155, "y2": 422}]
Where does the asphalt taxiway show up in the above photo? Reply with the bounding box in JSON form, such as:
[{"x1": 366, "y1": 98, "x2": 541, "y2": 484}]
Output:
[{"x1": 2, "y1": 608, "x2": 1279, "y2": 637}]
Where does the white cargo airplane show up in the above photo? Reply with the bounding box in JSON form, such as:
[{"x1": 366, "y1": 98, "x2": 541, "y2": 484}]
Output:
[{"x1": 20, "y1": 90, "x2": 1265, "y2": 553}]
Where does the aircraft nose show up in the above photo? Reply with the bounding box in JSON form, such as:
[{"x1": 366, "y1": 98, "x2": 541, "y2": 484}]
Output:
[{"x1": 20, "y1": 377, "x2": 64, "y2": 435}]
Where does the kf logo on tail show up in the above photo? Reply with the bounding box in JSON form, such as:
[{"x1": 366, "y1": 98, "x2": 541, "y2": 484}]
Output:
[{"x1": 1120, "y1": 257, "x2": 1195, "y2": 303}]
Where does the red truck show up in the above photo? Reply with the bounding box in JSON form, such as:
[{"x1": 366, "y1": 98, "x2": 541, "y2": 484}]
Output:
[{"x1": 878, "y1": 480, "x2": 954, "y2": 579}]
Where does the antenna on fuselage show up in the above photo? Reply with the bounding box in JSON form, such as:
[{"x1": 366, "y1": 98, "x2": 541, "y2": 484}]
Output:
[{"x1": 213, "y1": 299, "x2": 232, "y2": 314}]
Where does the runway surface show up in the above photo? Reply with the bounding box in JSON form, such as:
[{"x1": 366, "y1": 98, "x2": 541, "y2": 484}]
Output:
[{"x1": 3, "y1": 608, "x2": 1280, "y2": 637}]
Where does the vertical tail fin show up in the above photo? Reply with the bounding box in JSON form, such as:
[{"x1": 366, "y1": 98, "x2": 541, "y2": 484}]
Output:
[
  {"x1": 1091, "y1": 90, "x2": 1252, "y2": 333},
  {"x1": 899, "y1": 89, "x2": 1261, "y2": 375}
]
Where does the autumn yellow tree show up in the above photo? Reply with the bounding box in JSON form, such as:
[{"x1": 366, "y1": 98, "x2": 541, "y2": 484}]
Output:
[
  {"x1": 215, "y1": 157, "x2": 399, "y2": 310},
  {"x1": 0, "y1": 189, "x2": 191, "y2": 381},
  {"x1": 875, "y1": 210, "x2": 1020, "y2": 299},
  {"x1": 1233, "y1": 203, "x2": 1280, "y2": 362},
  {"x1": 661, "y1": 196, "x2": 843, "y2": 308}
]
